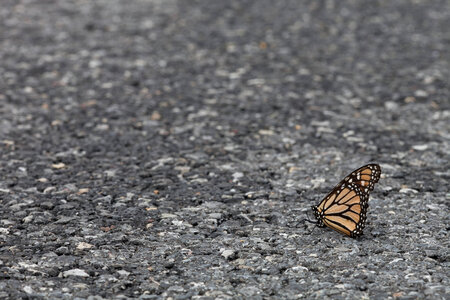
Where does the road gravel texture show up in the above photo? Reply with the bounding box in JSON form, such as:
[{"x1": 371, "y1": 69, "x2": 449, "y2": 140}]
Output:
[{"x1": 0, "y1": 1, "x2": 449, "y2": 299}]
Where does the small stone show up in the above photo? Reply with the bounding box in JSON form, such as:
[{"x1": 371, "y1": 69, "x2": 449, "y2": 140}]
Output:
[
  {"x1": 104, "y1": 169, "x2": 117, "y2": 178},
  {"x1": 43, "y1": 187, "x2": 56, "y2": 194},
  {"x1": 54, "y1": 216, "x2": 76, "y2": 224},
  {"x1": 167, "y1": 285, "x2": 185, "y2": 292},
  {"x1": 399, "y1": 188, "x2": 418, "y2": 194},
  {"x1": 117, "y1": 270, "x2": 130, "y2": 277},
  {"x1": 63, "y1": 269, "x2": 90, "y2": 277},
  {"x1": 52, "y1": 163, "x2": 66, "y2": 169},
  {"x1": 55, "y1": 246, "x2": 70, "y2": 255},
  {"x1": 209, "y1": 213, "x2": 222, "y2": 219},
  {"x1": 164, "y1": 259, "x2": 175, "y2": 269},
  {"x1": 40, "y1": 201, "x2": 55, "y2": 210},
  {"x1": 232, "y1": 172, "x2": 244, "y2": 181},
  {"x1": 76, "y1": 242, "x2": 94, "y2": 250},
  {"x1": 221, "y1": 249, "x2": 235, "y2": 259},
  {"x1": 412, "y1": 144, "x2": 428, "y2": 151},
  {"x1": 414, "y1": 90, "x2": 428, "y2": 97},
  {"x1": 23, "y1": 286, "x2": 34, "y2": 294},
  {"x1": 258, "y1": 129, "x2": 274, "y2": 135},
  {"x1": 77, "y1": 188, "x2": 89, "y2": 195},
  {"x1": 404, "y1": 96, "x2": 416, "y2": 103},
  {"x1": 23, "y1": 215, "x2": 33, "y2": 223},
  {"x1": 95, "y1": 124, "x2": 109, "y2": 131},
  {"x1": 72, "y1": 283, "x2": 88, "y2": 290},
  {"x1": 160, "y1": 213, "x2": 177, "y2": 218},
  {"x1": 384, "y1": 101, "x2": 398, "y2": 110},
  {"x1": 151, "y1": 111, "x2": 161, "y2": 120}
]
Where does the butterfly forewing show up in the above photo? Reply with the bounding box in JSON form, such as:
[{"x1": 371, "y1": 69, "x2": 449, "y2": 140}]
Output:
[{"x1": 312, "y1": 164, "x2": 381, "y2": 237}]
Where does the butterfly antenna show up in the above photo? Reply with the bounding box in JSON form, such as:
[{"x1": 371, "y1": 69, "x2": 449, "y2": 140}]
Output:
[
  {"x1": 296, "y1": 211, "x2": 317, "y2": 235},
  {"x1": 308, "y1": 223, "x2": 318, "y2": 235},
  {"x1": 295, "y1": 217, "x2": 316, "y2": 230},
  {"x1": 298, "y1": 209, "x2": 317, "y2": 225},
  {"x1": 298, "y1": 219, "x2": 317, "y2": 224}
]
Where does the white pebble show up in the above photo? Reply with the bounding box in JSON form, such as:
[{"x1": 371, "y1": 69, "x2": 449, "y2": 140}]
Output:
[{"x1": 63, "y1": 269, "x2": 90, "y2": 277}]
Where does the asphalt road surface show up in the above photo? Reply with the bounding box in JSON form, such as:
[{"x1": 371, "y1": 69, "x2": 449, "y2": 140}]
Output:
[{"x1": 0, "y1": 1, "x2": 449, "y2": 299}]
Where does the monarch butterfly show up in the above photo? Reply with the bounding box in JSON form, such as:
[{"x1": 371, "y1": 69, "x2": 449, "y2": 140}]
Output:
[{"x1": 310, "y1": 164, "x2": 381, "y2": 238}]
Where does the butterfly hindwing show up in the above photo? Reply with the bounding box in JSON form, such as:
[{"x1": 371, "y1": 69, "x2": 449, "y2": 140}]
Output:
[{"x1": 312, "y1": 164, "x2": 381, "y2": 237}]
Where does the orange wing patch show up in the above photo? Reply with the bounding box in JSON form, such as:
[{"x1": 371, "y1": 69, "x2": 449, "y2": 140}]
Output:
[
  {"x1": 326, "y1": 204, "x2": 349, "y2": 214},
  {"x1": 337, "y1": 189, "x2": 357, "y2": 204},
  {"x1": 319, "y1": 193, "x2": 336, "y2": 211},
  {"x1": 323, "y1": 219, "x2": 351, "y2": 236},
  {"x1": 346, "y1": 197, "x2": 361, "y2": 205},
  {"x1": 343, "y1": 211, "x2": 360, "y2": 222},
  {"x1": 350, "y1": 204, "x2": 361, "y2": 214}
]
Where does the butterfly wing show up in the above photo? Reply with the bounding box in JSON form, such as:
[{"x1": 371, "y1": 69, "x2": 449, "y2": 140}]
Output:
[{"x1": 312, "y1": 164, "x2": 381, "y2": 237}]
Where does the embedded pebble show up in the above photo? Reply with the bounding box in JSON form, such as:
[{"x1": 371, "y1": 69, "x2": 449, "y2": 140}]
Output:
[{"x1": 63, "y1": 269, "x2": 90, "y2": 277}]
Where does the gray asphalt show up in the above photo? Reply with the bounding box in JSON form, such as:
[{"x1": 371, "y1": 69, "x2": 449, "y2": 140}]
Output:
[{"x1": 0, "y1": 1, "x2": 449, "y2": 299}]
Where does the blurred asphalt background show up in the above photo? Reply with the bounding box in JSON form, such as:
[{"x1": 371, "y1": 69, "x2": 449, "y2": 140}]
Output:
[{"x1": 0, "y1": 1, "x2": 449, "y2": 299}]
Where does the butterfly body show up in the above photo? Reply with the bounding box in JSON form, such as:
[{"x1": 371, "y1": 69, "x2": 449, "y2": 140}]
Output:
[{"x1": 312, "y1": 164, "x2": 381, "y2": 238}]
